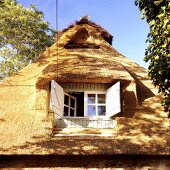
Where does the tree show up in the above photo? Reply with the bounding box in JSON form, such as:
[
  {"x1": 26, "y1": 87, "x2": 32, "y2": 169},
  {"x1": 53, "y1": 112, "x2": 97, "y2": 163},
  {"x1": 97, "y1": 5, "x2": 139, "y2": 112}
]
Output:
[
  {"x1": 0, "y1": 0, "x2": 56, "y2": 79},
  {"x1": 135, "y1": 0, "x2": 170, "y2": 115}
]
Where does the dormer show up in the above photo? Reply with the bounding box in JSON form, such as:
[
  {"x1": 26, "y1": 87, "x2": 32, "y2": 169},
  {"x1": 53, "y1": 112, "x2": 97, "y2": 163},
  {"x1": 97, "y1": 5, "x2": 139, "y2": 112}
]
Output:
[
  {"x1": 71, "y1": 28, "x2": 89, "y2": 44},
  {"x1": 58, "y1": 17, "x2": 113, "y2": 49},
  {"x1": 64, "y1": 28, "x2": 100, "y2": 49}
]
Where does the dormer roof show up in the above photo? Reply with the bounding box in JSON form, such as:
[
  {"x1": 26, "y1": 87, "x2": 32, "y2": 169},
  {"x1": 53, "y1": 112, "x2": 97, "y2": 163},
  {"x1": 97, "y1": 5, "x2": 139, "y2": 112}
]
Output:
[{"x1": 56, "y1": 17, "x2": 113, "y2": 45}]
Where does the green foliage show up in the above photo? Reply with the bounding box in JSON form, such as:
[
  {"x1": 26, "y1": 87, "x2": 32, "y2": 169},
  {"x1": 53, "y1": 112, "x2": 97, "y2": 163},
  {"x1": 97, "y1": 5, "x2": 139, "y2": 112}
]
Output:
[
  {"x1": 135, "y1": 0, "x2": 170, "y2": 114},
  {"x1": 0, "y1": 0, "x2": 56, "y2": 79}
]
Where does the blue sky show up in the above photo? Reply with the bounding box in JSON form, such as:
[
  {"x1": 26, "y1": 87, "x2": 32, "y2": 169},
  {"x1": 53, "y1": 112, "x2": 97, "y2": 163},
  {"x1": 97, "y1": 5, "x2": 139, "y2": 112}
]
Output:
[{"x1": 18, "y1": 0, "x2": 149, "y2": 68}]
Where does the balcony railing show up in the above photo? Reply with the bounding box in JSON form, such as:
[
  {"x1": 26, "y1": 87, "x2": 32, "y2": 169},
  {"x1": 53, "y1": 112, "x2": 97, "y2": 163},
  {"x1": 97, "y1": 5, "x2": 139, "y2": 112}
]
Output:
[{"x1": 55, "y1": 117, "x2": 116, "y2": 128}]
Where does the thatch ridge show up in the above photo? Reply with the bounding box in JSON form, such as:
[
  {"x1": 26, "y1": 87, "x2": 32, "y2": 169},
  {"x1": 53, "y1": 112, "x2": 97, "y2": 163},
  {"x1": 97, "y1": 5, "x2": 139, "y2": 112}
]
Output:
[{"x1": 57, "y1": 17, "x2": 113, "y2": 45}]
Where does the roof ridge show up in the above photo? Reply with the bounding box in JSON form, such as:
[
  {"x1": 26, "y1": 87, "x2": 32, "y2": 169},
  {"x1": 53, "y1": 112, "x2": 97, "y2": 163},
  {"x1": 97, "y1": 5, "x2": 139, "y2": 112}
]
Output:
[{"x1": 56, "y1": 17, "x2": 113, "y2": 45}]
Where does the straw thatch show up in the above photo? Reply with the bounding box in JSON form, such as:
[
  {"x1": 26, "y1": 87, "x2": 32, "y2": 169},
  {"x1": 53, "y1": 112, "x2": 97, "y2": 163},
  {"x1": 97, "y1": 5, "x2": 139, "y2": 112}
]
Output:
[
  {"x1": 0, "y1": 18, "x2": 169, "y2": 155},
  {"x1": 56, "y1": 17, "x2": 113, "y2": 45}
]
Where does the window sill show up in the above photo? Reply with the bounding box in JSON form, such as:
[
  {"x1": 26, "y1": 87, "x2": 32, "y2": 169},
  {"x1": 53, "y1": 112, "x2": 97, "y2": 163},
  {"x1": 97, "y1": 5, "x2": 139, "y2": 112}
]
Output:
[{"x1": 62, "y1": 116, "x2": 112, "y2": 120}]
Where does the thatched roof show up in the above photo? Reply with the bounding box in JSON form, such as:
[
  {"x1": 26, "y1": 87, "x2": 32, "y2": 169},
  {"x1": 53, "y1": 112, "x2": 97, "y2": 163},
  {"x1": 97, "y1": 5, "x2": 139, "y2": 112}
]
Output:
[
  {"x1": 56, "y1": 17, "x2": 113, "y2": 45},
  {"x1": 35, "y1": 19, "x2": 145, "y2": 88},
  {"x1": 0, "y1": 18, "x2": 169, "y2": 155}
]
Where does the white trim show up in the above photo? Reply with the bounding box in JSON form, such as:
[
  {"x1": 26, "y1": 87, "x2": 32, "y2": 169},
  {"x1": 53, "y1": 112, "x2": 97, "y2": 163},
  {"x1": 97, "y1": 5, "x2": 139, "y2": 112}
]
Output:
[
  {"x1": 63, "y1": 92, "x2": 77, "y2": 117},
  {"x1": 60, "y1": 116, "x2": 111, "y2": 120}
]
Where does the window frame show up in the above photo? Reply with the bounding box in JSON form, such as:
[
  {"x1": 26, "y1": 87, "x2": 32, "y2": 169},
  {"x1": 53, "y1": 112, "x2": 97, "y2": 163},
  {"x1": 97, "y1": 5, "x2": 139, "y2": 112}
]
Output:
[
  {"x1": 63, "y1": 92, "x2": 77, "y2": 117},
  {"x1": 84, "y1": 91, "x2": 106, "y2": 117},
  {"x1": 50, "y1": 80, "x2": 121, "y2": 122}
]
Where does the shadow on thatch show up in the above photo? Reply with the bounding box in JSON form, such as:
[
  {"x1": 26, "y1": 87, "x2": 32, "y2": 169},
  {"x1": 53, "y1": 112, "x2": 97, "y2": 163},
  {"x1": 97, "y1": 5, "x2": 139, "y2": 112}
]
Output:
[
  {"x1": 33, "y1": 50, "x2": 53, "y2": 67},
  {"x1": 118, "y1": 117, "x2": 167, "y2": 138},
  {"x1": 0, "y1": 118, "x2": 5, "y2": 122},
  {"x1": 136, "y1": 94, "x2": 168, "y2": 118},
  {"x1": 123, "y1": 66, "x2": 155, "y2": 103},
  {"x1": 136, "y1": 79, "x2": 155, "y2": 103},
  {"x1": 0, "y1": 116, "x2": 168, "y2": 155},
  {"x1": 35, "y1": 50, "x2": 131, "y2": 90},
  {"x1": 0, "y1": 138, "x2": 167, "y2": 155}
]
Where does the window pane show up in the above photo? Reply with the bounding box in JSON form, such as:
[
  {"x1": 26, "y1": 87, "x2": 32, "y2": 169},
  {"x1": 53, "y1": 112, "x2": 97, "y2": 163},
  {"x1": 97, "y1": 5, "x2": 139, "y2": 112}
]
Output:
[
  {"x1": 70, "y1": 109, "x2": 75, "y2": 117},
  {"x1": 64, "y1": 106, "x2": 68, "y2": 116},
  {"x1": 64, "y1": 95, "x2": 69, "y2": 106},
  {"x1": 98, "y1": 106, "x2": 106, "y2": 116},
  {"x1": 88, "y1": 94, "x2": 95, "y2": 104},
  {"x1": 98, "y1": 94, "x2": 106, "y2": 104},
  {"x1": 70, "y1": 98, "x2": 75, "y2": 108},
  {"x1": 87, "y1": 105, "x2": 96, "y2": 116}
]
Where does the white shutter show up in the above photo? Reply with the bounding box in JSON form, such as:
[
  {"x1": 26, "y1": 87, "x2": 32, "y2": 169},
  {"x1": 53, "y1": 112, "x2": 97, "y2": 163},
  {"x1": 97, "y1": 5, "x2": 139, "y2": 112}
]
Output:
[
  {"x1": 106, "y1": 81, "x2": 121, "y2": 117},
  {"x1": 50, "y1": 80, "x2": 64, "y2": 118}
]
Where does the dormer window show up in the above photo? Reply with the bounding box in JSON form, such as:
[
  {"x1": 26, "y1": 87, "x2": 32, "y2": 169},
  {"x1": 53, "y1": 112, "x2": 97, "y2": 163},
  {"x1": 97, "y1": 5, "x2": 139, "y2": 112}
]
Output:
[
  {"x1": 50, "y1": 80, "x2": 120, "y2": 128},
  {"x1": 50, "y1": 80, "x2": 121, "y2": 118}
]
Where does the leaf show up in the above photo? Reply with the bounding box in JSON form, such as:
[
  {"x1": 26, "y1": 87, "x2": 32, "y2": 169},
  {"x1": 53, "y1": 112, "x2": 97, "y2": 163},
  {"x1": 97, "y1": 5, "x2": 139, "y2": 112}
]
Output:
[
  {"x1": 161, "y1": 6, "x2": 166, "y2": 10},
  {"x1": 149, "y1": 19, "x2": 155, "y2": 26},
  {"x1": 157, "y1": 13, "x2": 164, "y2": 19},
  {"x1": 163, "y1": 18, "x2": 169, "y2": 28},
  {"x1": 162, "y1": 43, "x2": 167, "y2": 48},
  {"x1": 154, "y1": 0, "x2": 163, "y2": 6}
]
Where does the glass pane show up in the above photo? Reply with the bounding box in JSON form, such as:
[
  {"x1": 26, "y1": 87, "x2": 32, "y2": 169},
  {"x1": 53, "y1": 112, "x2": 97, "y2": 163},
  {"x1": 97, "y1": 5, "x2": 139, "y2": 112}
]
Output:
[
  {"x1": 70, "y1": 98, "x2": 75, "y2": 108},
  {"x1": 98, "y1": 94, "x2": 106, "y2": 104},
  {"x1": 88, "y1": 94, "x2": 95, "y2": 104},
  {"x1": 64, "y1": 106, "x2": 68, "y2": 116},
  {"x1": 98, "y1": 106, "x2": 106, "y2": 116},
  {"x1": 87, "y1": 105, "x2": 96, "y2": 116},
  {"x1": 70, "y1": 109, "x2": 75, "y2": 117},
  {"x1": 64, "y1": 95, "x2": 69, "y2": 106}
]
